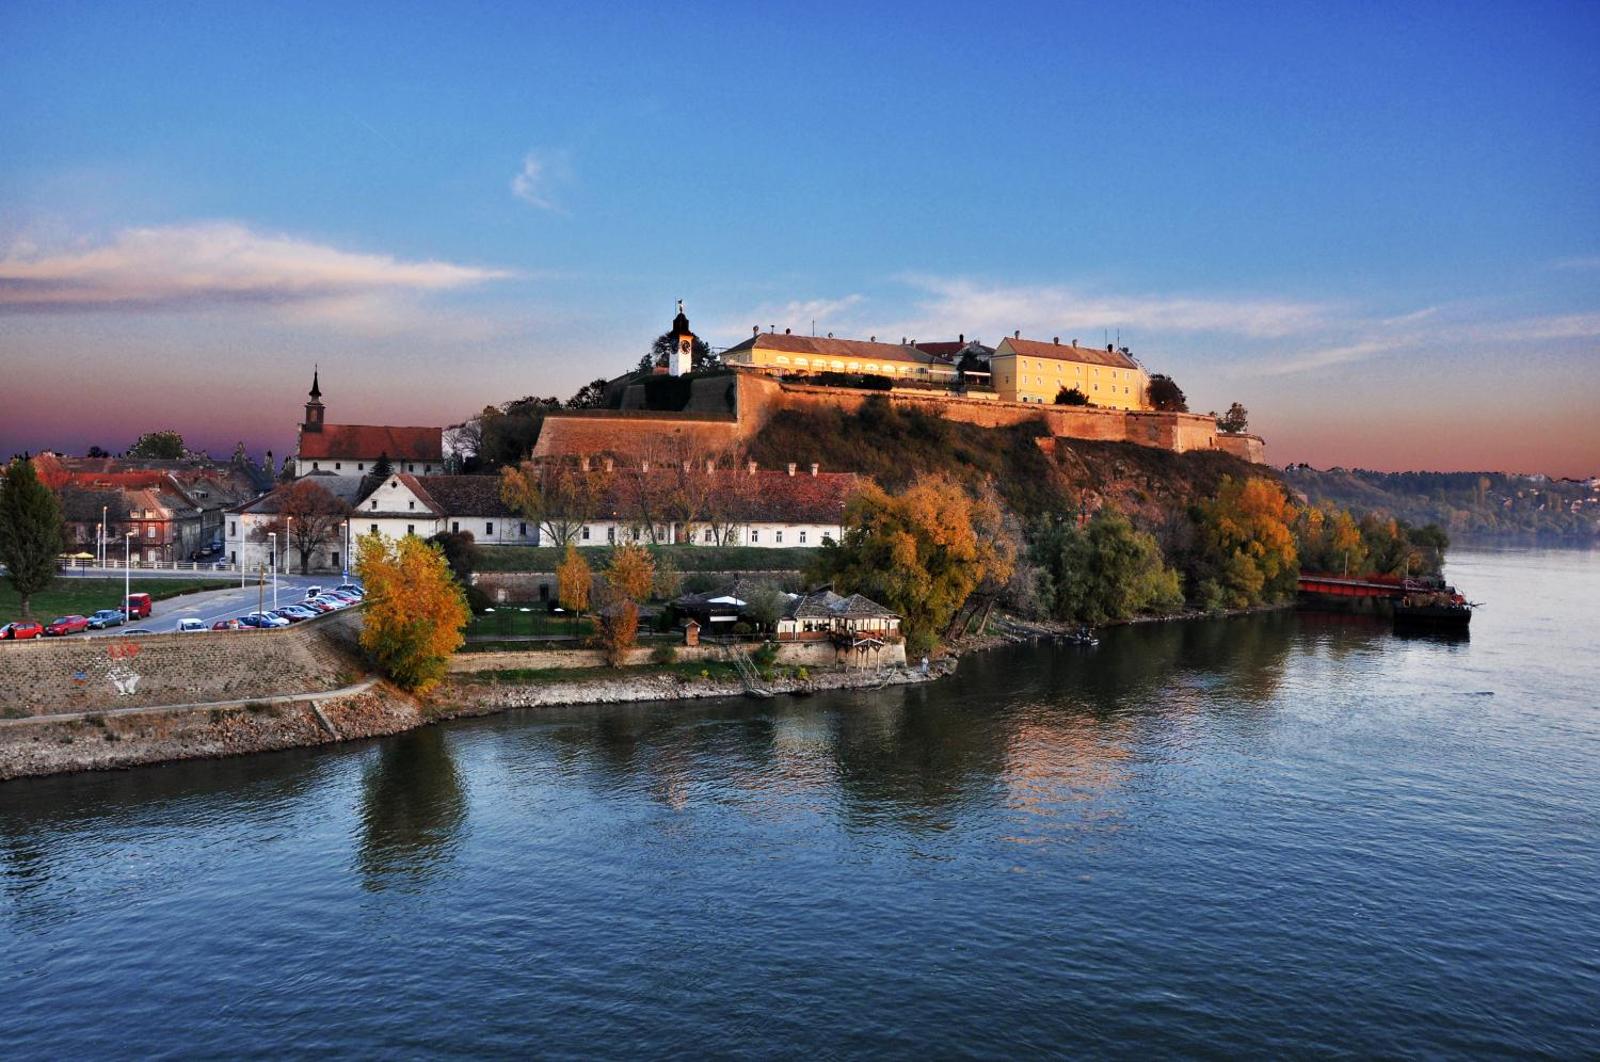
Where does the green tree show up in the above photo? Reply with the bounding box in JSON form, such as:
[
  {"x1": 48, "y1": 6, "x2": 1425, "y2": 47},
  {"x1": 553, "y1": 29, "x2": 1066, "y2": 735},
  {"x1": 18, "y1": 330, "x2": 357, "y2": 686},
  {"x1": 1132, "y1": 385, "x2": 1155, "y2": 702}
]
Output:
[
  {"x1": 355, "y1": 532, "x2": 470, "y2": 692},
  {"x1": 1055, "y1": 386, "x2": 1089, "y2": 406},
  {"x1": 1147, "y1": 374, "x2": 1188, "y2": 412},
  {"x1": 744, "y1": 583, "x2": 787, "y2": 632},
  {"x1": 642, "y1": 331, "x2": 715, "y2": 374},
  {"x1": 0, "y1": 459, "x2": 66, "y2": 619},
  {"x1": 371, "y1": 452, "x2": 394, "y2": 479},
  {"x1": 1217, "y1": 402, "x2": 1249, "y2": 434},
  {"x1": 1031, "y1": 508, "x2": 1184, "y2": 625},
  {"x1": 127, "y1": 430, "x2": 186, "y2": 459},
  {"x1": 566, "y1": 378, "x2": 611, "y2": 409}
]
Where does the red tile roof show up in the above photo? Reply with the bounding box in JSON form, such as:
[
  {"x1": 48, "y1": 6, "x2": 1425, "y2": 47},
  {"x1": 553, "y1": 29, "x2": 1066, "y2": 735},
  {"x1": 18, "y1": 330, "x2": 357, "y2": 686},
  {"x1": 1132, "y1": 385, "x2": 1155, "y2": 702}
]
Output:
[
  {"x1": 298, "y1": 424, "x2": 442, "y2": 462},
  {"x1": 997, "y1": 337, "x2": 1141, "y2": 370},
  {"x1": 724, "y1": 332, "x2": 953, "y2": 368}
]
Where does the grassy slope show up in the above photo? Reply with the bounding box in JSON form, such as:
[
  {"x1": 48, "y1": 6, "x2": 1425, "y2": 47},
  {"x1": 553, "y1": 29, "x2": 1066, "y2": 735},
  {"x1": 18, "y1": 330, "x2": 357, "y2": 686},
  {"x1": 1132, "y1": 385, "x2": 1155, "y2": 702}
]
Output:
[
  {"x1": 1, "y1": 577, "x2": 233, "y2": 623},
  {"x1": 747, "y1": 399, "x2": 1267, "y2": 528}
]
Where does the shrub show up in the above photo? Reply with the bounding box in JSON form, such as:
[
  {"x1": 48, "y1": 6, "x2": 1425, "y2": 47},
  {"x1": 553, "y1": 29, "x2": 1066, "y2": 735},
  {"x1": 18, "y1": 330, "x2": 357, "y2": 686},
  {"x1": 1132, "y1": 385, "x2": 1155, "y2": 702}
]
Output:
[{"x1": 650, "y1": 645, "x2": 678, "y2": 665}]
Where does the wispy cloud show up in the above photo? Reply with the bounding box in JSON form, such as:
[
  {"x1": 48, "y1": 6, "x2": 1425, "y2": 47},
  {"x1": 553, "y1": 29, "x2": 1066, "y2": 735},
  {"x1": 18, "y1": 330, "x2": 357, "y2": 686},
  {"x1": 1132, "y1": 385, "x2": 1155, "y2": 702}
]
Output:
[
  {"x1": 0, "y1": 222, "x2": 511, "y2": 312},
  {"x1": 510, "y1": 150, "x2": 571, "y2": 212},
  {"x1": 1550, "y1": 255, "x2": 1600, "y2": 271}
]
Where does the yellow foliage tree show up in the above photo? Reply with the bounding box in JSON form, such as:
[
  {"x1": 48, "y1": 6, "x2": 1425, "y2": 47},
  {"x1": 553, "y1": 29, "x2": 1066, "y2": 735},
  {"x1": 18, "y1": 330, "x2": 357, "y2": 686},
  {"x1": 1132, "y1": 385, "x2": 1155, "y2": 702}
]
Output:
[
  {"x1": 355, "y1": 532, "x2": 471, "y2": 693},
  {"x1": 556, "y1": 543, "x2": 591, "y2": 613},
  {"x1": 596, "y1": 600, "x2": 639, "y2": 667},
  {"x1": 1196, "y1": 476, "x2": 1300, "y2": 608},
  {"x1": 604, "y1": 542, "x2": 655, "y2": 604}
]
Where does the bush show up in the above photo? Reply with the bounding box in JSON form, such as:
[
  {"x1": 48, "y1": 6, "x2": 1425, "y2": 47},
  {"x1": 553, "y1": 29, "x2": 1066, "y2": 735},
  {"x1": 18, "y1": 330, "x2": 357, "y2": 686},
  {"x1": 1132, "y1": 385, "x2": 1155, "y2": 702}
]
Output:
[
  {"x1": 751, "y1": 641, "x2": 778, "y2": 669},
  {"x1": 650, "y1": 644, "x2": 678, "y2": 665},
  {"x1": 732, "y1": 621, "x2": 753, "y2": 637}
]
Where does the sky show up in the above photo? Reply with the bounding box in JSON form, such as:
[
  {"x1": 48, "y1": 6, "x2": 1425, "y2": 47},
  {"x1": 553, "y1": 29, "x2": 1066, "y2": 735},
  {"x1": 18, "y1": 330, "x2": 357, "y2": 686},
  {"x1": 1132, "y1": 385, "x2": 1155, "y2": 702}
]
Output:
[{"x1": 2, "y1": 1, "x2": 1597, "y2": 477}]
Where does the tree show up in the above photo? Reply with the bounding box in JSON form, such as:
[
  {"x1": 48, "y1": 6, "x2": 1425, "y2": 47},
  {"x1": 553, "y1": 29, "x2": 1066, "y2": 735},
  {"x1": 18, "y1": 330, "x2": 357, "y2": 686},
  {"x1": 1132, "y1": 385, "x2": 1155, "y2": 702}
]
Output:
[
  {"x1": 1218, "y1": 402, "x2": 1249, "y2": 434},
  {"x1": 354, "y1": 532, "x2": 470, "y2": 693},
  {"x1": 0, "y1": 458, "x2": 66, "y2": 619},
  {"x1": 427, "y1": 530, "x2": 480, "y2": 589},
  {"x1": 567, "y1": 378, "x2": 611, "y2": 409},
  {"x1": 644, "y1": 330, "x2": 716, "y2": 373},
  {"x1": 86, "y1": 445, "x2": 111, "y2": 459},
  {"x1": 556, "y1": 543, "x2": 592, "y2": 612},
  {"x1": 1193, "y1": 476, "x2": 1299, "y2": 609},
  {"x1": 595, "y1": 600, "x2": 639, "y2": 667},
  {"x1": 809, "y1": 473, "x2": 1005, "y2": 654},
  {"x1": 744, "y1": 583, "x2": 787, "y2": 632},
  {"x1": 371, "y1": 452, "x2": 394, "y2": 479},
  {"x1": 127, "y1": 430, "x2": 186, "y2": 459},
  {"x1": 252, "y1": 479, "x2": 351, "y2": 572},
  {"x1": 500, "y1": 458, "x2": 611, "y2": 547},
  {"x1": 1147, "y1": 374, "x2": 1188, "y2": 412},
  {"x1": 1031, "y1": 508, "x2": 1184, "y2": 625},
  {"x1": 1055, "y1": 386, "x2": 1089, "y2": 406},
  {"x1": 604, "y1": 542, "x2": 655, "y2": 604}
]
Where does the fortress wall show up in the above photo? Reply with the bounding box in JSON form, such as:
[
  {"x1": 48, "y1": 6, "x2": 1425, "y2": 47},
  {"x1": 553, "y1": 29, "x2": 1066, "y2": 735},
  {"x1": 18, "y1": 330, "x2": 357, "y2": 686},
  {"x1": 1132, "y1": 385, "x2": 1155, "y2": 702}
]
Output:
[{"x1": 531, "y1": 411, "x2": 740, "y2": 461}]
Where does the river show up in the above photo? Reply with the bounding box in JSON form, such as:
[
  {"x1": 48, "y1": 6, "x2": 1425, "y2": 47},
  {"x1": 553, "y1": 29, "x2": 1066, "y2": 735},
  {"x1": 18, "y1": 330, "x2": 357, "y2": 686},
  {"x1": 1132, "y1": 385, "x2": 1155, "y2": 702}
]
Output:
[{"x1": 2, "y1": 546, "x2": 1597, "y2": 1057}]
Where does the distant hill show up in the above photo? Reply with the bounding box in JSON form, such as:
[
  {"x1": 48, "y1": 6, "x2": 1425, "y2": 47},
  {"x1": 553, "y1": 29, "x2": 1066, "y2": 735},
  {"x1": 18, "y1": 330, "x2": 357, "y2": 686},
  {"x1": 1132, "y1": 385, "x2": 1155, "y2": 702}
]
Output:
[{"x1": 1283, "y1": 466, "x2": 1599, "y2": 540}]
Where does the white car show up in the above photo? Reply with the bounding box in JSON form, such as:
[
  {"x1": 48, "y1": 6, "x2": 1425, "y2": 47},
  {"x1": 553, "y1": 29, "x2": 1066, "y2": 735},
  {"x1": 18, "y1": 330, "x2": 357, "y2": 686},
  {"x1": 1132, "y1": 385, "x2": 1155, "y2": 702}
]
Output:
[{"x1": 177, "y1": 618, "x2": 207, "y2": 633}]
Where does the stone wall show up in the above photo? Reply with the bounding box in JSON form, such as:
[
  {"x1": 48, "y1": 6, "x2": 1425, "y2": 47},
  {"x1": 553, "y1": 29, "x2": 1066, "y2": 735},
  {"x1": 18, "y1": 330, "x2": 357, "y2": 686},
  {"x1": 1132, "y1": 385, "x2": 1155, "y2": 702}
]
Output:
[
  {"x1": 0, "y1": 612, "x2": 363, "y2": 719},
  {"x1": 531, "y1": 409, "x2": 740, "y2": 461},
  {"x1": 449, "y1": 638, "x2": 897, "y2": 673}
]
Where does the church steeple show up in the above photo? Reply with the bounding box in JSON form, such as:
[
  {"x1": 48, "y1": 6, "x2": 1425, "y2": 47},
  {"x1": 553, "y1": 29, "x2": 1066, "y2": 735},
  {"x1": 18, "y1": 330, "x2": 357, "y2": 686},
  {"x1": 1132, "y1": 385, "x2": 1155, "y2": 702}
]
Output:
[{"x1": 304, "y1": 366, "x2": 325, "y2": 432}]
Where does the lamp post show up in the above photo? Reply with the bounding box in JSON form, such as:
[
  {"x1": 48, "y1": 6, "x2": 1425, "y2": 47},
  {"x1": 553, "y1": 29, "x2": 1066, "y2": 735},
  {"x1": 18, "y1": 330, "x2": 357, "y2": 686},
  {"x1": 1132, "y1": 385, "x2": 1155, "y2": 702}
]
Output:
[
  {"x1": 268, "y1": 532, "x2": 278, "y2": 612},
  {"x1": 285, "y1": 515, "x2": 294, "y2": 577},
  {"x1": 124, "y1": 531, "x2": 135, "y2": 616},
  {"x1": 100, "y1": 505, "x2": 107, "y2": 569}
]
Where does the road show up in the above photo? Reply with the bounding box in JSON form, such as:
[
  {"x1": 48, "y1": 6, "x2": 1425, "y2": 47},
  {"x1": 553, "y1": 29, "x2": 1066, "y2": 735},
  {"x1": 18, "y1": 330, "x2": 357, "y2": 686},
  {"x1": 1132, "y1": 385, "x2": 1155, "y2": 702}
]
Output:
[{"x1": 78, "y1": 574, "x2": 356, "y2": 636}]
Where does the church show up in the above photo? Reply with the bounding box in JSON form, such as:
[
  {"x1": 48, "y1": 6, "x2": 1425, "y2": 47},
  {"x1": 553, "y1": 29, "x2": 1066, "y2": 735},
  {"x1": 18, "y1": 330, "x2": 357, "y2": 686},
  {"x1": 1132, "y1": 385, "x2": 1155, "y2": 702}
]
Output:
[{"x1": 293, "y1": 370, "x2": 445, "y2": 478}]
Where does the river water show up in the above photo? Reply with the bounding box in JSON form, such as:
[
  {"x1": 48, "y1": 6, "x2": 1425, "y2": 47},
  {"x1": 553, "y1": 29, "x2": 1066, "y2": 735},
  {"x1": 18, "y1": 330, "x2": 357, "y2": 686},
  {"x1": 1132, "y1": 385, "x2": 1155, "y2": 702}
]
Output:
[{"x1": 2, "y1": 547, "x2": 1596, "y2": 1057}]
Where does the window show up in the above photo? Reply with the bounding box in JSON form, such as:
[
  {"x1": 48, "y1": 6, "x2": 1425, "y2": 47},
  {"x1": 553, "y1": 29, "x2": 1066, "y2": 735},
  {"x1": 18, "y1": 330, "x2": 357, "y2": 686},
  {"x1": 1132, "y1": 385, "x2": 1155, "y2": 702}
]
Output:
[
  {"x1": 145, "y1": 526, "x2": 156, "y2": 538},
  {"x1": 775, "y1": 531, "x2": 783, "y2": 543},
  {"x1": 582, "y1": 526, "x2": 590, "y2": 541},
  {"x1": 332, "y1": 551, "x2": 340, "y2": 568},
  {"x1": 750, "y1": 530, "x2": 759, "y2": 542},
  {"x1": 230, "y1": 551, "x2": 237, "y2": 563},
  {"x1": 371, "y1": 501, "x2": 377, "y2": 510},
  {"x1": 519, "y1": 523, "x2": 527, "y2": 537},
  {"x1": 312, "y1": 462, "x2": 319, "y2": 470},
  {"x1": 408, "y1": 500, "x2": 415, "y2": 511},
  {"x1": 452, "y1": 521, "x2": 460, "y2": 533},
  {"x1": 407, "y1": 464, "x2": 415, "y2": 472},
  {"x1": 370, "y1": 524, "x2": 378, "y2": 534},
  {"x1": 704, "y1": 529, "x2": 714, "y2": 543},
  {"x1": 358, "y1": 464, "x2": 364, "y2": 471},
  {"x1": 485, "y1": 522, "x2": 494, "y2": 535},
  {"x1": 230, "y1": 522, "x2": 237, "y2": 537},
  {"x1": 606, "y1": 527, "x2": 615, "y2": 543},
  {"x1": 799, "y1": 531, "x2": 807, "y2": 543},
  {"x1": 406, "y1": 525, "x2": 415, "y2": 536},
  {"x1": 335, "y1": 463, "x2": 342, "y2": 470}
]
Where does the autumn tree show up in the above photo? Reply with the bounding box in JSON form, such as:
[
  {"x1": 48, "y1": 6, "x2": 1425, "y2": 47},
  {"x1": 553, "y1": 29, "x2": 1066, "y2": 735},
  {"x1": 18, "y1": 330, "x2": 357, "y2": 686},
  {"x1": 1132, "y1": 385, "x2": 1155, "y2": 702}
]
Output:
[
  {"x1": 1147, "y1": 374, "x2": 1188, "y2": 412},
  {"x1": 595, "y1": 600, "x2": 639, "y2": 667},
  {"x1": 1295, "y1": 505, "x2": 1367, "y2": 575},
  {"x1": 251, "y1": 478, "x2": 351, "y2": 572},
  {"x1": 1055, "y1": 386, "x2": 1089, "y2": 406},
  {"x1": 604, "y1": 542, "x2": 655, "y2": 604},
  {"x1": 126, "y1": 430, "x2": 186, "y2": 460},
  {"x1": 810, "y1": 473, "x2": 1005, "y2": 653},
  {"x1": 1217, "y1": 402, "x2": 1249, "y2": 434},
  {"x1": 0, "y1": 458, "x2": 66, "y2": 619},
  {"x1": 500, "y1": 458, "x2": 610, "y2": 547},
  {"x1": 1193, "y1": 476, "x2": 1299, "y2": 609},
  {"x1": 556, "y1": 543, "x2": 592, "y2": 612},
  {"x1": 354, "y1": 532, "x2": 470, "y2": 692}
]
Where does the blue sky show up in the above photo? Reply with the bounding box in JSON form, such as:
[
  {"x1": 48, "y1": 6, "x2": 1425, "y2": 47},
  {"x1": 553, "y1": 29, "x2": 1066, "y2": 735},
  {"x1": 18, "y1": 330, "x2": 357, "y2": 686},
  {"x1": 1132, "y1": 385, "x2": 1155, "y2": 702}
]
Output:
[{"x1": 3, "y1": 1, "x2": 1597, "y2": 474}]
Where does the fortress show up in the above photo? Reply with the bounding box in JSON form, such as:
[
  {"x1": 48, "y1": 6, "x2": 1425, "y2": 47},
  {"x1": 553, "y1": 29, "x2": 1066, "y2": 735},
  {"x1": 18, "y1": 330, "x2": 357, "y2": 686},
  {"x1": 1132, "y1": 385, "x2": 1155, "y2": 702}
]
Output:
[{"x1": 532, "y1": 367, "x2": 1266, "y2": 464}]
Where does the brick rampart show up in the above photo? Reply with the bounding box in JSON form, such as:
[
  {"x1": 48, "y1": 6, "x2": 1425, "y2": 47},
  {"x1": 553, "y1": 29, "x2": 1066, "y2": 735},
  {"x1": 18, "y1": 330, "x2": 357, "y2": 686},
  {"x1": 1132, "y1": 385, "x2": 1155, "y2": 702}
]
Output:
[
  {"x1": 0, "y1": 612, "x2": 364, "y2": 719},
  {"x1": 531, "y1": 409, "x2": 740, "y2": 461}
]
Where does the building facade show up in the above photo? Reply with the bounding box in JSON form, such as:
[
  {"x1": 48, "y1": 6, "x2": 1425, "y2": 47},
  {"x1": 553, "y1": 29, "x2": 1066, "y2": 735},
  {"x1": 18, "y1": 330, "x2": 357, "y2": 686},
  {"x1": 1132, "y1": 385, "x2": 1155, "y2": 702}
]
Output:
[
  {"x1": 989, "y1": 336, "x2": 1150, "y2": 409},
  {"x1": 293, "y1": 370, "x2": 444, "y2": 477}
]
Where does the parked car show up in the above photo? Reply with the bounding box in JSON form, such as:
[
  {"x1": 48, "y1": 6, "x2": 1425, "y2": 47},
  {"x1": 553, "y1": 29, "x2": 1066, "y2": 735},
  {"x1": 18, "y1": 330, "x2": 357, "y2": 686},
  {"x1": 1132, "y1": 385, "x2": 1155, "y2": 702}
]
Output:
[
  {"x1": 87, "y1": 608, "x2": 126, "y2": 629},
  {"x1": 44, "y1": 615, "x2": 90, "y2": 636},
  {"x1": 303, "y1": 586, "x2": 324, "y2": 601},
  {"x1": 272, "y1": 606, "x2": 313, "y2": 623},
  {"x1": 298, "y1": 598, "x2": 336, "y2": 614},
  {"x1": 310, "y1": 595, "x2": 349, "y2": 610},
  {"x1": 328, "y1": 590, "x2": 362, "y2": 604},
  {"x1": 335, "y1": 584, "x2": 365, "y2": 598},
  {"x1": 177, "y1": 618, "x2": 208, "y2": 633},
  {"x1": 122, "y1": 593, "x2": 153, "y2": 619},
  {"x1": 211, "y1": 618, "x2": 245, "y2": 631},
  {"x1": 0, "y1": 621, "x2": 45, "y2": 640},
  {"x1": 241, "y1": 612, "x2": 290, "y2": 629}
]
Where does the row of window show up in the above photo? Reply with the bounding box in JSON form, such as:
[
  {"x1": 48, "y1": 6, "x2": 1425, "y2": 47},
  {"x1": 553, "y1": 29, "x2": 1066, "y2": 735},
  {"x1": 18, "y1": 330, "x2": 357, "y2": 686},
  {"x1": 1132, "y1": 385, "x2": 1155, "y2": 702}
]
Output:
[
  {"x1": 768, "y1": 354, "x2": 939, "y2": 376},
  {"x1": 308, "y1": 460, "x2": 434, "y2": 473}
]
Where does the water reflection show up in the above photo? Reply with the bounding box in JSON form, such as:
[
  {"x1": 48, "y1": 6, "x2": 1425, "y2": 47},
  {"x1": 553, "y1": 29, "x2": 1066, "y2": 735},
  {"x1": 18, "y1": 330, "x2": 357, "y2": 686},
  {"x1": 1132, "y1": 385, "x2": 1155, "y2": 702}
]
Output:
[{"x1": 356, "y1": 728, "x2": 466, "y2": 891}]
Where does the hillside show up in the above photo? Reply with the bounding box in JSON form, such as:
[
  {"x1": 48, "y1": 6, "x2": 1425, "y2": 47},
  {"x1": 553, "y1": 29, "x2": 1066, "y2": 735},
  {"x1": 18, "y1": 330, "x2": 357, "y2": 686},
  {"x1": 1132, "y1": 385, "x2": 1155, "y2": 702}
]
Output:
[
  {"x1": 1284, "y1": 466, "x2": 1599, "y2": 540},
  {"x1": 747, "y1": 397, "x2": 1265, "y2": 528}
]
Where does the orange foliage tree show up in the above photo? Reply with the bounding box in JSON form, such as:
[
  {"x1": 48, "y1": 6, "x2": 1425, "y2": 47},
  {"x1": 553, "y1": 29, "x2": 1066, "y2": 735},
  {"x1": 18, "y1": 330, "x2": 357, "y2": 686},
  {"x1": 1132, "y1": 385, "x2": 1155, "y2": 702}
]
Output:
[
  {"x1": 355, "y1": 532, "x2": 471, "y2": 692},
  {"x1": 556, "y1": 542, "x2": 591, "y2": 613},
  {"x1": 595, "y1": 600, "x2": 639, "y2": 667},
  {"x1": 1194, "y1": 476, "x2": 1300, "y2": 609},
  {"x1": 604, "y1": 542, "x2": 655, "y2": 604}
]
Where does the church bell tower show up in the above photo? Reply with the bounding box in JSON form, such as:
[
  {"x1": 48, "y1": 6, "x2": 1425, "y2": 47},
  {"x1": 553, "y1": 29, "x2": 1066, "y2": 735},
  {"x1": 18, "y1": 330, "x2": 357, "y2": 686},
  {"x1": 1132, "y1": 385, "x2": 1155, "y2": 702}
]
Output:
[
  {"x1": 669, "y1": 300, "x2": 695, "y2": 377},
  {"x1": 303, "y1": 367, "x2": 325, "y2": 433}
]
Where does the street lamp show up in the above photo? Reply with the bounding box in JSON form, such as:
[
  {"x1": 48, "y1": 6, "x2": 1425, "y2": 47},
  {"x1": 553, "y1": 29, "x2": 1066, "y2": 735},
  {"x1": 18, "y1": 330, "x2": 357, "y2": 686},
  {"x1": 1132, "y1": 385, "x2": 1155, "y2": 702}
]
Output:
[
  {"x1": 100, "y1": 505, "x2": 107, "y2": 569},
  {"x1": 284, "y1": 515, "x2": 294, "y2": 577},
  {"x1": 268, "y1": 532, "x2": 278, "y2": 612},
  {"x1": 124, "y1": 531, "x2": 135, "y2": 616}
]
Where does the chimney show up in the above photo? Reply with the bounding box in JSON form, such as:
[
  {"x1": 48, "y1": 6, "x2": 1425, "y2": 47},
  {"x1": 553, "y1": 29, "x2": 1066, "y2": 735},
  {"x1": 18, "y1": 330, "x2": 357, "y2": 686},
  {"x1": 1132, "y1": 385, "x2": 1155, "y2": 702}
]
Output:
[
  {"x1": 603, "y1": 457, "x2": 614, "y2": 472},
  {"x1": 809, "y1": 463, "x2": 819, "y2": 476},
  {"x1": 580, "y1": 456, "x2": 590, "y2": 471},
  {"x1": 1053, "y1": 336, "x2": 1060, "y2": 345},
  {"x1": 752, "y1": 326, "x2": 759, "y2": 336},
  {"x1": 785, "y1": 327, "x2": 791, "y2": 334},
  {"x1": 1014, "y1": 329, "x2": 1021, "y2": 339},
  {"x1": 787, "y1": 462, "x2": 797, "y2": 476},
  {"x1": 706, "y1": 459, "x2": 716, "y2": 474},
  {"x1": 681, "y1": 459, "x2": 691, "y2": 471},
  {"x1": 870, "y1": 336, "x2": 876, "y2": 342},
  {"x1": 958, "y1": 333, "x2": 965, "y2": 344},
  {"x1": 1072, "y1": 338, "x2": 1078, "y2": 347},
  {"x1": 747, "y1": 460, "x2": 757, "y2": 476},
  {"x1": 1107, "y1": 343, "x2": 1114, "y2": 353}
]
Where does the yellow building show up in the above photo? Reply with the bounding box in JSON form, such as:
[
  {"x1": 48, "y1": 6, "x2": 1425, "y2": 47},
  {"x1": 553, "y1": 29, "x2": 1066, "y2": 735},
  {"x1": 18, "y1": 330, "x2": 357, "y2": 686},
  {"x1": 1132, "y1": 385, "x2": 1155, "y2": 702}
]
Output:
[
  {"x1": 721, "y1": 331, "x2": 959, "y2": 382},
  {"x1": 990, "y1": 336, "x2": 1149, "y2": 409}
]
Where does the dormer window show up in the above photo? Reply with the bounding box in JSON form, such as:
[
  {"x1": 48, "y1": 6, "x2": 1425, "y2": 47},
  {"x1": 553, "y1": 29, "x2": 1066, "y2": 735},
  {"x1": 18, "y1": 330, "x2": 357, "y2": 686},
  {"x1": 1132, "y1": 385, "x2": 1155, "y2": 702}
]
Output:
[
  {"x1": 407, "y1": 500, "x2": 415, "y2": 511},
  {"x1": 370, "y1": 500, "x2": 377, "y2": 510}
]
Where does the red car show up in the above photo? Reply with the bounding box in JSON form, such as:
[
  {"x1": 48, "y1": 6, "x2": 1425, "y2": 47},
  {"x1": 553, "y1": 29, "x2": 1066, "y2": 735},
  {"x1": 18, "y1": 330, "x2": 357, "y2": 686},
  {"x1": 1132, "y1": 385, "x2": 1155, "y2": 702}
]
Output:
[
  {"x1": 210, "y1": 618, "x2": 246, "y2": 631},
  {"x1": 0, "y1": 621, "x2": 45, "y2": 640},
  {"x1": 123, "y1": 592, "x2": 153, "y2": 619},
  {"x1": 44, "y1": 615, "x2": 90, "y2": 636}
]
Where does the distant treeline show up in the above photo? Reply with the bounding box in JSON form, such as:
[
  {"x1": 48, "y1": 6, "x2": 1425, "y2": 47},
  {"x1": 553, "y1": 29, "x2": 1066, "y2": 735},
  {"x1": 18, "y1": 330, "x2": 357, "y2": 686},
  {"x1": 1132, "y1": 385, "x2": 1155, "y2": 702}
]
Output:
[{"x1": 1284, "y1": 466, "x2": 1598, "y2": 540}]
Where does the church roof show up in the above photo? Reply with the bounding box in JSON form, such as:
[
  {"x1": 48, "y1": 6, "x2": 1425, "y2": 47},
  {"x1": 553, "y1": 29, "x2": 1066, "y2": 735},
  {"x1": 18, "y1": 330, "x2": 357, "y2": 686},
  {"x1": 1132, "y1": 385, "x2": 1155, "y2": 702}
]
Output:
[{"x1": 298, "y1": 424, "x2": 442, "y2": 462}]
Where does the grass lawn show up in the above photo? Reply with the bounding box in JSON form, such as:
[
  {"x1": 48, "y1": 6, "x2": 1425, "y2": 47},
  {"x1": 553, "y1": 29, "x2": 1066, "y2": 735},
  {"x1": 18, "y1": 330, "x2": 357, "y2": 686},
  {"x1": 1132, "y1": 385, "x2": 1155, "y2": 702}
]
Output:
[
  {"x1": 466, "y1": 608, "x2": 595, "y2": 640},
  {"x1": 0, "y1": 577, "x2": 233, "y2": 622},
  {"x1": 474, "y1": 543, "x2": 818, "y2": 573}
]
